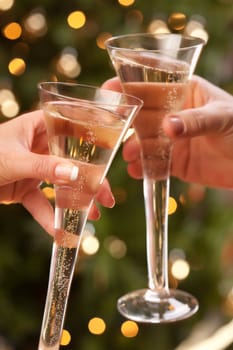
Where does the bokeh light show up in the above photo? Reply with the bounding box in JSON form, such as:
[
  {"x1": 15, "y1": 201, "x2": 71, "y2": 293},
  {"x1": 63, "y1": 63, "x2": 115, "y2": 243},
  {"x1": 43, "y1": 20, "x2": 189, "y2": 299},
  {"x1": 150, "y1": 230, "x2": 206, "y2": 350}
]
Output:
[
  {"x1": 1, "y1": 100, "x2": 19, "y2": 118},
  {"x1": 125, "y1": 9, "x2": 144, "y2": 26},
  {"x1": 168, "y1": 196, "x2": 178, "y2": 215},
  {"x1": 96, "y1": 32, "x2": 112, "y2": 50},
  {"x1": 8, "y1": 58, "x2": 26, "y2": 76},
  {"x1": 0, "y1": 89, "x2": 15, "y2": 104},
  {"x1": 56, "y1": 49, "x2": 81, "y2": 78},
  {"x1": 42, "y1": 186, "x2": 55, "y2": 201},
  {"x1": 3, "y1": 22, "x2": 22, "y2": 40},
  {"x1": 60, "y1": 329, "x2": 71, "y2": 346},
  {"x1": 118, "y1": 0, "x2": 135, "y2": 6},
  {"x1": 88, "y1": 317, "x2": 106, "y2": 335},
  {"x1": 0, "y1": 89, "x2": 19, "y2": 118},
  {"x1": 81, "y1": 235, "x2": 100, "y2": 255},
  {"x1": 171, "y1": 258, "x2": 190, "y2": 280},
  {"x1": 0, "y1": 0, "x2": 14, "y2": 11},
  {"x1": 148, "y1": 19, "x2": 170, "y2": 34},
  {"x1": 67, "y1": 11, "x2": 86, "y2": 29},
  {"x1": 121, "y1": 320, "x2": 139, "y2": 337},
  {"x1": 24, "y1": 11, "x2": 47, "y2": 37},
  {"x1": 105, "y1": 236, "x2": 127, "y2": 259},
  {"x1": 168, "y1": 12, "x2": 187, "y2": 31}
]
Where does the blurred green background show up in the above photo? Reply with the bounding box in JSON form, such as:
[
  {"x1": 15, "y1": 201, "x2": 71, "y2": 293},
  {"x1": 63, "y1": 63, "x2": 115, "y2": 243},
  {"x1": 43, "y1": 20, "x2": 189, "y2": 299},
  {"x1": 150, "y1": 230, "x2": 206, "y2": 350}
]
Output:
[{"x1": 0, "y1": 0, "x2": 233, "y2": 349}]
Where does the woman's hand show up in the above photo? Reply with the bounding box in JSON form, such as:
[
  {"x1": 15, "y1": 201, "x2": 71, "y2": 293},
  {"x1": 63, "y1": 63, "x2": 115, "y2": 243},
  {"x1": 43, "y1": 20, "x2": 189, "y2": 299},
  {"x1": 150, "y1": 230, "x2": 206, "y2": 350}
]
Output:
[
  {"x1": 104, "y1": 76, "x2": 233, "y2": 188},
  {"x1": 0, "y1": 110, "x2": 115, "y2": 236}
]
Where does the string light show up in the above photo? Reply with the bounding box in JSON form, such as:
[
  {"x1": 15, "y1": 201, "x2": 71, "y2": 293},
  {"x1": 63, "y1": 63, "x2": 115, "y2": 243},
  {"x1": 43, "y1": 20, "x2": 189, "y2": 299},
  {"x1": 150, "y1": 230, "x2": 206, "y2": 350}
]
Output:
[
  {"x1": 88, "y1": 317, "x2": 106, "y2": 335},
  {"x1": 121, "y1": 320, "x2": 139, "y2": 338}
]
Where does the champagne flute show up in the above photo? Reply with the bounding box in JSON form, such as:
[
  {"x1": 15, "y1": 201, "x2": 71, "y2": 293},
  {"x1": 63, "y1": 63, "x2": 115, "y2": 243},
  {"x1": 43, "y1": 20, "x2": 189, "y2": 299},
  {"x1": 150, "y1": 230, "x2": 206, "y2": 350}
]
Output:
[
  {"x1": 37, "y1": 82, "x2": 143, "y2": 350},
  {"x1": 106, "y1": 33, "x2": 205, "y2": 323}
]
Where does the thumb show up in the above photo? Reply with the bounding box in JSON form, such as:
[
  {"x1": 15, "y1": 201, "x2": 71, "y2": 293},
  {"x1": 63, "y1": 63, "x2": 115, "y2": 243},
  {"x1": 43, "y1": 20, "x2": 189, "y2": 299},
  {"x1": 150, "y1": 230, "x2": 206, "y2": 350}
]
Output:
[
  {"x1": 2, "y1": 152, "x2": 79, "y2": 185},
  {"x1": 163, "y1": 101, "x2": 233, "y2": 138}
]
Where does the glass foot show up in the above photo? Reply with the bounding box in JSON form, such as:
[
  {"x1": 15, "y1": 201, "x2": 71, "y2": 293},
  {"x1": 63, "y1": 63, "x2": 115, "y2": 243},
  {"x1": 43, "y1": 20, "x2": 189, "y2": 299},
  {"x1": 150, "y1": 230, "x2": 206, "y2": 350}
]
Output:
[{"x1": 117, "y1": 288, "x2": 198, "y2": 323}]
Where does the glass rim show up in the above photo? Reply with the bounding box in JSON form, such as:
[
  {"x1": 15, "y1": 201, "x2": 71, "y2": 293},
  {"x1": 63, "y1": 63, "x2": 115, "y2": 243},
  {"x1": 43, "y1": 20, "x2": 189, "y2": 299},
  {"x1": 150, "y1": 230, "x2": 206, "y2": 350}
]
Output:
[
  {"x1": 38, "y1": 81, "x2": 143, "y2": 108},
  {"x1": 105, "y1": 32, "x2": 206, "y2": 52}
]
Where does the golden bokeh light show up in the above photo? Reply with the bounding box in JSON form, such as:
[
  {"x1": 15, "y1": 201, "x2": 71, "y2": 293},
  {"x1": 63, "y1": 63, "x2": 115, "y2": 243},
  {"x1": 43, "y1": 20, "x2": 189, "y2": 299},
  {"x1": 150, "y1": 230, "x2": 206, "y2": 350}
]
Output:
[
  {"x1": 171, "y1": 258, "x2": 190, "y2": 280},
  {"x1": 168, "y1": 196, "x2": 177, "y2": 215},
  {"x1": 118, "y1": 0, "x2": 135, "y2": 6},
  {"x1": 3, "y1": 22, "x2": 22, "y2": 40},
  {"x1": 168, "y1": 12, "x2": 187, "y2": 31},
  {"x1": 60, "y1": 329, "x2": 71, "y2": 346},
  {"x1": 8, "y1": 58, "x2": 26, "y2": 75},
  {"x1": 121, "y1": 320, "x2": 139, "y2": 338},
  {"x1": 88, "y1": 317, "x2": 106, "y2": 335},
  {"x1": 67, "y1": 11, "x2": 86, "y2": 29},
  {"x1": 96, "y1": 32, "x2": 112, "y2": 50},
  {"x1": 42, "y1": 187, "x2": 55, "y2": 200},
  {"x1": 0, "y1": 0, "x2": 14, "y2": 11}
]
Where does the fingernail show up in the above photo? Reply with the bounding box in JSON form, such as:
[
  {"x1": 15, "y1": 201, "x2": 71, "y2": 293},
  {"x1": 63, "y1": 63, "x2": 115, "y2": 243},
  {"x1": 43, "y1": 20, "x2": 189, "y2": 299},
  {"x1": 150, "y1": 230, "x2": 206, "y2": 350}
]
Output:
[
  {"x1": 168, "y1": 116, "x2": 185, "y2": 136},
  {"x1": 55, "y1": 164, "x2": 79, "y2": 181},
  {"x1": 104, "y1": 191, "x2": 115, "y2": 208}
]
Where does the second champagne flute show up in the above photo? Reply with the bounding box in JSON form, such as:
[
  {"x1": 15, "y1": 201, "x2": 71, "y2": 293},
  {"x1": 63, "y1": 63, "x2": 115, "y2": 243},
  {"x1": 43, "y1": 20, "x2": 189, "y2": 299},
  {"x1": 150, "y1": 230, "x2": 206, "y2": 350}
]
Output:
[{"x1": 106, "y1": 33, "x2": 205, "y2": 323}]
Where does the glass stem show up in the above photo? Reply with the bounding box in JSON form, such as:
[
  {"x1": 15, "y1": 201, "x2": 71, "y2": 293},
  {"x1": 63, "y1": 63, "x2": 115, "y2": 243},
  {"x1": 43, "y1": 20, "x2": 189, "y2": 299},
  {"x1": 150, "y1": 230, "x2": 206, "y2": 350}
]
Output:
[
  {"x1": 38, "y1": 206, "x2": 88, "y2": 350},
  {"x1": 143, "y1": 177, "x2": 170, "y2": 292}
]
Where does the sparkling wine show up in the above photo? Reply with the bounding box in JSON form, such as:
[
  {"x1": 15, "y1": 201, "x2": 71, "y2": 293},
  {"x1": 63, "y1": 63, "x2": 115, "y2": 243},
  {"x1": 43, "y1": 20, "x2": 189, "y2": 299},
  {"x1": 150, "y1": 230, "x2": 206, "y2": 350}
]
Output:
[
  {"x1": 38, "y1": 102, "x2": 126, "y2": 350},
  {"x1": 106, "y1": 33, "x2": 203, "y2": 323},
  {"x1": 113, "y1": 51, "x2": 190, "y2": 179}
]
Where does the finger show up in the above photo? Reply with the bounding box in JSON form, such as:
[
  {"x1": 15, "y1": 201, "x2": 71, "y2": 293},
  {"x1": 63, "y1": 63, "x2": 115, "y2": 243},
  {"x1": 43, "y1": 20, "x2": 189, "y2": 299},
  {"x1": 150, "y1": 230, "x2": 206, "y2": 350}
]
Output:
[
  {"x1": 163, "y1": 101, "x2": 233, "y2": 138},
  {"x1": 88, "y1": 203, "x2": 101, "y2": 220},
  {"x1": 0, "y1": 152, "x2": 79, "y2": 186},
  {"x1": 127, "y1": 159, "x2": 143, "y2": 179},
  {"x1": 101, "y1": 77, "x2": 122, "y2": 92},
  {"x1": 122, "y1": 134, "x2": 140, "y2": 162},
  {"x1": 22, "y1": 188, "x2": 55, "y2": 236},
  {"x1": 95, "y1": 179, "x2": 115, "y2": 208}
]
